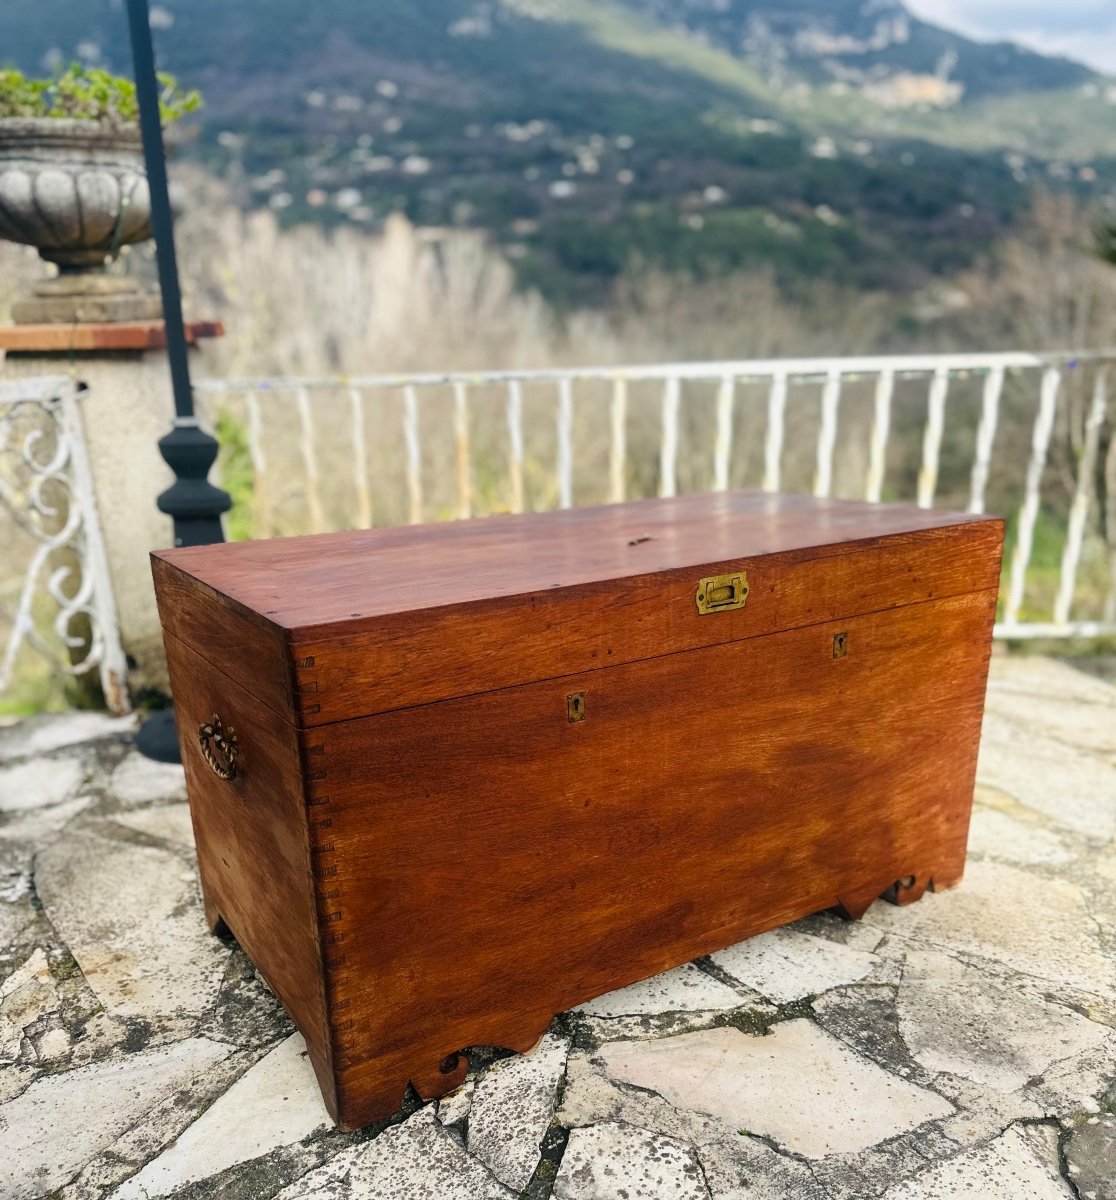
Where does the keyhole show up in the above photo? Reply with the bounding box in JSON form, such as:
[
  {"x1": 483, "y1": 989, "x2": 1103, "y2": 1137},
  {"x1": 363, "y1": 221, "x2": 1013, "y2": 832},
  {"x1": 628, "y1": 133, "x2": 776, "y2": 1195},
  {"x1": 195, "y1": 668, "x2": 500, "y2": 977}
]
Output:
[
  {"x1": 833, "y1": 632, "x2": 848, "y2": 659},
  {"x1": 567, "y1": 692, "x2": 587, "y2": 723}
]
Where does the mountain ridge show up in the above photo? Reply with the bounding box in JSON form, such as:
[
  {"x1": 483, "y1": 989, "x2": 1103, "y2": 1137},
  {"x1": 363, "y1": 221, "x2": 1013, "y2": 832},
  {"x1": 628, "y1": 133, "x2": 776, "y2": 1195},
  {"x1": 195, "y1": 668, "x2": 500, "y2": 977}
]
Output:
[{"x1": 4, "y1": 0, "x2": 1114, "y2": 301}]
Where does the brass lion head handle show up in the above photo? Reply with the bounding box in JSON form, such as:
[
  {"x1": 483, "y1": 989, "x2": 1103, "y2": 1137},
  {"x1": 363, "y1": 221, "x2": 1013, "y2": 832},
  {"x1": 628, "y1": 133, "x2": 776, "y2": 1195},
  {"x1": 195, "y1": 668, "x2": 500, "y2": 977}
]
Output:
[{"x1": 198, "y1": 714, "x2": 238, "y2": 781}]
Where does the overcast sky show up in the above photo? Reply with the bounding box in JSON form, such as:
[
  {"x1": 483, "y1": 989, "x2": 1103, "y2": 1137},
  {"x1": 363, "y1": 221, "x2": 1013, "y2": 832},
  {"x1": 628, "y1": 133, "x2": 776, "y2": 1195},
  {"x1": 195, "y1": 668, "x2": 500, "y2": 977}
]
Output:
[{"x1": 906, "y1": 0, "x2": 1116, "y2": 74}]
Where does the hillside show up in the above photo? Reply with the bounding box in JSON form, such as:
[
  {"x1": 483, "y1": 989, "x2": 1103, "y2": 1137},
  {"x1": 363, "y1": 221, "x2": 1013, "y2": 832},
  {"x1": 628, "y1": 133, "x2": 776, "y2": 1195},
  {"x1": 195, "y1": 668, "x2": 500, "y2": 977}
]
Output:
[
  {"x1": 625, "y1": 0, "x2": 1093, "y2": 99},
  {"x1": 5, "y1": 0, "x2": 1115, "y2": 302}
]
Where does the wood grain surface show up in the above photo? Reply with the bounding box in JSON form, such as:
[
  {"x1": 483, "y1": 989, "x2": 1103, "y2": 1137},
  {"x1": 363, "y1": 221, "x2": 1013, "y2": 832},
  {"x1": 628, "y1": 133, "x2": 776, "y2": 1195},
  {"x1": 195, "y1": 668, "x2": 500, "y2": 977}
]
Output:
[
  {"x1": 162, "y1": 632, "x2": 335, "y2": 1115},
  {"x1": 152, "y1": 557, "x2": 294, "y2": 719},
  {"x1": 152, "y1": 491, "x2": 1004, "y2": 1129},
  {"x1": 154, "y1": 491, "x2": 994, "y2": 633},
  {"x1": 305, "y1": 590, "x2": 997, "y2": 1127},
  {"x1": 289, "y1": 521, "x2": 1001, "y2": 725},
  {"x1": 154, "y1": 492, "x2": 1002, "y2": 724}
]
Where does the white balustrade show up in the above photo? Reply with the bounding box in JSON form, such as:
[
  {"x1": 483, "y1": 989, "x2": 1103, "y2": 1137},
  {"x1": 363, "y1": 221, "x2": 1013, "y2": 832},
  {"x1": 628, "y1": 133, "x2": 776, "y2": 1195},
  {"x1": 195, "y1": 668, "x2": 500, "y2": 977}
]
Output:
[
  {"x1": 1054, "y1": 370, "x2": 1108, "y2": 628},
  {"x1": 453, "y1": 381, "x2": 472, "y2": 521},
  {"x1": 556, "y1": 377, "x2": 574, "y2": 510},
  {"x1": 1004, "y1": 367, "x2": 1061, "y2": 628},
  {"x1": 659, "y1": 375, "x2": 680, "y2": 499},
  {"x1": 13, "y1": 352, "x2": 1110, "y2": 717},
  {"x1": 0, "y1": 377, "x2": 130, "y2": 713},
  {"x1": 917, "y1": 367, "x2": 949, "y2": 509},
  {"x1": 865, "y1": 368, "x2": 893, "y2": 504},
  {"x1": 967, "y1": 365, "x2": 1004, "y2": 515},
  {"x1": 713, "y1": 374, "x2": 734, "y2": 493},
  {"x1": 506, "y1": 379, "x2": 525, "y2": 515},
  {"x1": 349, "y1": 387, "x2": 372, "y2": 530},
  {"x1": 762, "y1": 371, "x2": 787, "y2": 494},
  {"x1": 609, "y1": 378, "x2": 627, "y2": 504},
  {"x1": 193, "y1": 350, "x2": 1116, "y2": 641},
  {"x1": 402, "y1": 384, "x2": 423, "y2": 525},
  {"x1": 296, "y1": 386, "x2": 326, "y2": 534},
  {"x1": 814, "y1": 369, "x2": 842, "y2": 499}
]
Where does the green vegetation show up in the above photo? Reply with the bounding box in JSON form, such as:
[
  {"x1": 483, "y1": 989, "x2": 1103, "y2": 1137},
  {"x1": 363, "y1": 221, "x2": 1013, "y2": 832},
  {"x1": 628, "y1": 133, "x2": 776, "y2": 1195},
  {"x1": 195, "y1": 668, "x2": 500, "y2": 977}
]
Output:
[
  {"x1": 556, "y1": 0, "x2": 776, "y2": 109},
  {"x1": 0, "y1": 64, "x2": 200, "y2": 124},
  {"x1": 0, "y1": 592, "x2": 103, "y2": 716},
  {"x1": 213, "y1": 408, "x2": 255, "y2": 542},
  {"x1": 997, "y1": 508, "x2": 1113, "y2": 627}
]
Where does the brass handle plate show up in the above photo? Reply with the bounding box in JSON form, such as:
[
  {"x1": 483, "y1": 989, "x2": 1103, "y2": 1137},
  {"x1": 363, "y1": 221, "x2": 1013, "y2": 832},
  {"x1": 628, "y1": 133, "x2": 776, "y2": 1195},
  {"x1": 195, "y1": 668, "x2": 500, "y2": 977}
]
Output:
[
  {"x1": 696, "y1": 571, "x2": 748, "y2": 615},
  {"x1": 198, "y1": 714, "x2": 238, "y2": 780}
]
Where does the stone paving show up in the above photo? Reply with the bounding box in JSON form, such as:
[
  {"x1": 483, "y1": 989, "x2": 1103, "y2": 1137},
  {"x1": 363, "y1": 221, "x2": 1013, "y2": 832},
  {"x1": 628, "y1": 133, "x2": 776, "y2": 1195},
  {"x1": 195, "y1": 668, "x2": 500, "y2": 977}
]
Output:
[{"x1": 0, "y1": 653, "x2": 1114, "y2": 1200}]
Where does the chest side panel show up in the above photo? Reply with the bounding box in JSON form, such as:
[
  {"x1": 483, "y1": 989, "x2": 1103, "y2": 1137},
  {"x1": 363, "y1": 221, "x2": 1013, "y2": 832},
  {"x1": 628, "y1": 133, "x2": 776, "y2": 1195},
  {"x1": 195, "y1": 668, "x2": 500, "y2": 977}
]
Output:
[
  {"x1": 292, "y1": 520, "x2": 1002, "y2": 724},
  {"x1": 162, "y1": 632, "x2": 335, "y2": 1114},
  {"x1": 308, "y1": 588, "x2": 996, "y2": 1124}
]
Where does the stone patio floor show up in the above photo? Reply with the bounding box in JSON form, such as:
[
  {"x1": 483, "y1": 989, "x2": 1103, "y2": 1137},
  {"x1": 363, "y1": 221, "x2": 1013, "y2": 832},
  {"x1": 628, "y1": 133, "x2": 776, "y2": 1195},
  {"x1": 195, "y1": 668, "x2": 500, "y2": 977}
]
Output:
[{"x1": 1, "y1": 653, "x2": 1114, "y2": 1200}]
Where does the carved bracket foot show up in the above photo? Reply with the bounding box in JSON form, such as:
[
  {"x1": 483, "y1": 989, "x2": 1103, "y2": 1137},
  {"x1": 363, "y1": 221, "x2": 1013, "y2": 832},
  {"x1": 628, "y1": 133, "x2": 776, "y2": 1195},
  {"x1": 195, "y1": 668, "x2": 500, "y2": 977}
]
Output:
[
  {"x1": 835, "y1": 888, "x2": 882, "y2": 921},
  {"x1": 883, "y1": 874, "x2": 931, "y2": 906},
  {"x1": 202, "y1": 895, "x2": 231, "y2": 940},
  {"x1": 410, "y1": 1050, "x2": 470, "y2": 1101},
  {"x1": 334, "y1": 1013, "x2": 556, "y2": 1130},
  {"x1": 837, "y1": 862, "x2": 964, "y2": 920}
]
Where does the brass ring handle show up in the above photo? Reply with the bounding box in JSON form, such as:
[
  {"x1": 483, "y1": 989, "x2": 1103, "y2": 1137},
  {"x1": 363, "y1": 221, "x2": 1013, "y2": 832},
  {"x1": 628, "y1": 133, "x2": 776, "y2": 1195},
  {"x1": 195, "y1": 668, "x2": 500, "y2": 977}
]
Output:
[{"x1": 198, "y1": 714, "x2": 238, "y2": 781}]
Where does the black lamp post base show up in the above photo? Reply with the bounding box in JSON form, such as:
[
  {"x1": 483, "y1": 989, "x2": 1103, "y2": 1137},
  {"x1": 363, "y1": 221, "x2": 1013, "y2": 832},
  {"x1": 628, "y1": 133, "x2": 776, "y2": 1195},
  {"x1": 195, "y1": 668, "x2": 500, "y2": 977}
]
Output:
[
  {"x1": 134, "y1": 417, "x2": 229, "y2": 765},
  {"x1": 135, "y1": 708, "x2": 181, "y2": 763}
]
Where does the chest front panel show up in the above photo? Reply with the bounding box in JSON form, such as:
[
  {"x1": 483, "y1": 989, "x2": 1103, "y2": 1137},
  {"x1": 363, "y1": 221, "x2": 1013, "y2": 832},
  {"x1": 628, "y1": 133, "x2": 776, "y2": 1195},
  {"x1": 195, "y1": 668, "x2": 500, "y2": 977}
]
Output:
[{"x1": 300, "y1": 590, "x2": 995, "y2": 1122}]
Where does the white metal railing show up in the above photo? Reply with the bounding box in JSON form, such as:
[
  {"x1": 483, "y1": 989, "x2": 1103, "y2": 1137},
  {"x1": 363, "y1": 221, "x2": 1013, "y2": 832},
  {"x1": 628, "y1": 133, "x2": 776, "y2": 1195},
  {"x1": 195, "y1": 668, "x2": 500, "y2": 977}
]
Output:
[
  {"x1": 0, "y1": 377, "x2": 130, "y2": 714},
  {"x1": 195, "y1": 351, "x2": 1116, "y2": 641}
]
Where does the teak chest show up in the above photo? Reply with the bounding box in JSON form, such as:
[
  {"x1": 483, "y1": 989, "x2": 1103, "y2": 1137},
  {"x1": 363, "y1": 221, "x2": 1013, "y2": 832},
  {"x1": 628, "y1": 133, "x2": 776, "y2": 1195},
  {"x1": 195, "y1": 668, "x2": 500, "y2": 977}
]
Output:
[{"x1": 152, "y1": 490, "x2": 1003, "y2": 1129}]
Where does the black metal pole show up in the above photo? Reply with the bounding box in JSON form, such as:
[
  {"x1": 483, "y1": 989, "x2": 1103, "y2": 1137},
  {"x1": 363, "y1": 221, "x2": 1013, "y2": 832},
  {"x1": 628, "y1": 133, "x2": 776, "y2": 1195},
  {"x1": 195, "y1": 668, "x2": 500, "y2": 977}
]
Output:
[
  {"x1": 126, "y1": 0, "x2": 191, "y2": 422},
  {"x1": 125, "y1": 0, "x2": 230, "y2": 551},
  {"x1": 126, "y1": 0, "x2": 230, "y2": 760}
]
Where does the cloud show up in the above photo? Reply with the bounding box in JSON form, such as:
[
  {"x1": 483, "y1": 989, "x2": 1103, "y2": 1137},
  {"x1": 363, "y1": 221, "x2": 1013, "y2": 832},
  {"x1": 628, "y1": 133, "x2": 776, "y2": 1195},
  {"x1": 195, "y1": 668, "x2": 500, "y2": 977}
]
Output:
[{"x1": 906, "y1": 0, "x2": 1116, "y2": 74}]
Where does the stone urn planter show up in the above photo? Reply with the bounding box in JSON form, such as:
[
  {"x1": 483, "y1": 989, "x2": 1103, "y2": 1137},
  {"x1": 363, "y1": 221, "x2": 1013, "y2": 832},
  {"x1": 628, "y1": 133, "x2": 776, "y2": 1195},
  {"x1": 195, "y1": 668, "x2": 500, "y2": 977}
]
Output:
[{"x1": 0, "y1": 117, "x2": 161, "y2": 323}]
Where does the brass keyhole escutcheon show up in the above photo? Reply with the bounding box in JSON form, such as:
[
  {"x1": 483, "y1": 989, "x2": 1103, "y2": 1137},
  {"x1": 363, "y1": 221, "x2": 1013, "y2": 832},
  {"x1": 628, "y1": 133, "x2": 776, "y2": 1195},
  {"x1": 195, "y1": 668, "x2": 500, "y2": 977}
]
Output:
[
  {"x1": 567, "y1": 692, "x2": 587, "y2": 723},
  {"x1": 198, "y1": 713, "x2": 239, "y2": 780},
  {"x1": 833, "y1": 631, "x2": 849, "y2": 659}
]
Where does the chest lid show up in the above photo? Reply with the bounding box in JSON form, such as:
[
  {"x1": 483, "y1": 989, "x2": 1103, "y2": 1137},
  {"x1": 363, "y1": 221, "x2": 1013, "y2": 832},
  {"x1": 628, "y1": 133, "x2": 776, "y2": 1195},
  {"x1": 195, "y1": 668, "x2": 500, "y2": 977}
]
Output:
[{"x1": 152, "y1": 490, "x2": 1003, "y2": 728}]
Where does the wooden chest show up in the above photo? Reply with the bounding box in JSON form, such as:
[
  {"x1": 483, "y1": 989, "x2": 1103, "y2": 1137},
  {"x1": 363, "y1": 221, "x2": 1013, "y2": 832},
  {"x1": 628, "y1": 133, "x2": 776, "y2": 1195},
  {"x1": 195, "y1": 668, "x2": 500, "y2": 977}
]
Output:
[{"x1": 152, "y1": 491, "x2": 1003, "y2": 1129}]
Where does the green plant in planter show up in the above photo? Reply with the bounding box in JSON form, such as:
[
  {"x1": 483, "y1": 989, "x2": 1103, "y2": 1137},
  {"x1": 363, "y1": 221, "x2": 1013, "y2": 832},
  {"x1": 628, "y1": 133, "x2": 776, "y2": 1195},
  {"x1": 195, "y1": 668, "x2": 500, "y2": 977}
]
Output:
[{"x1": 0, "y1": 64, "x2": 201, "y2": 124}]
